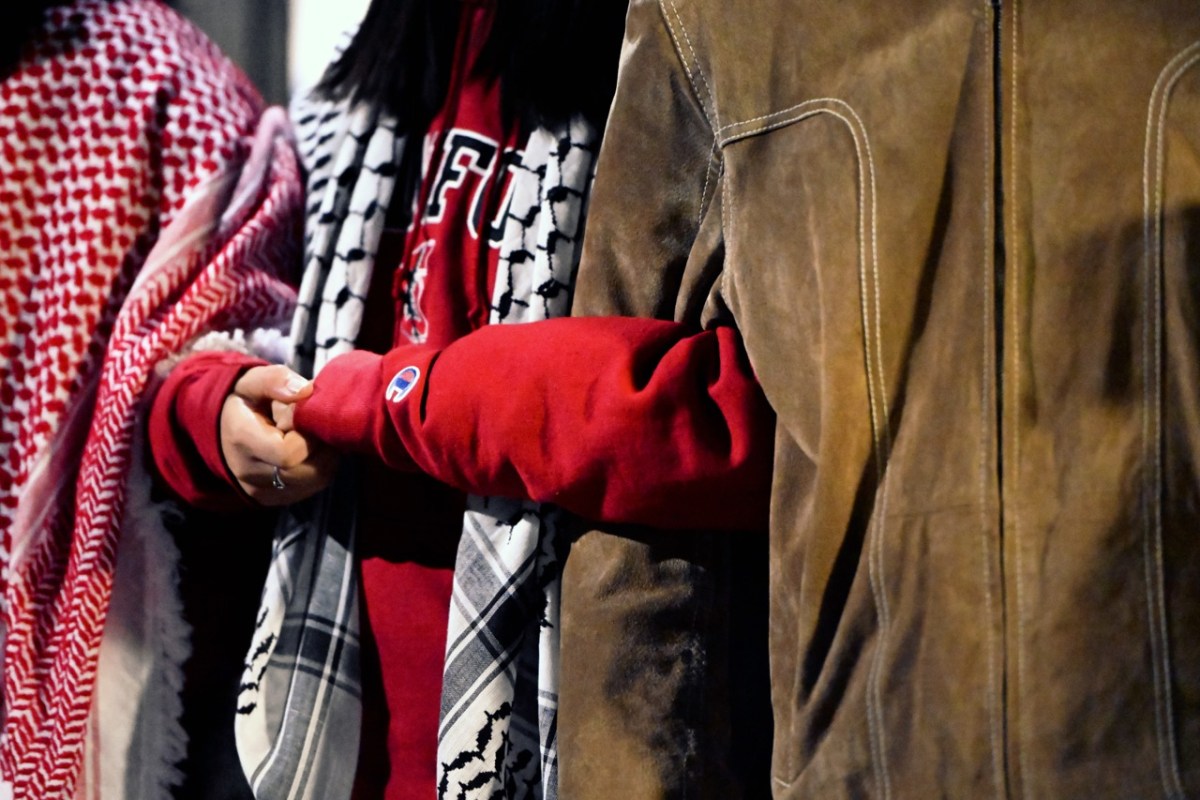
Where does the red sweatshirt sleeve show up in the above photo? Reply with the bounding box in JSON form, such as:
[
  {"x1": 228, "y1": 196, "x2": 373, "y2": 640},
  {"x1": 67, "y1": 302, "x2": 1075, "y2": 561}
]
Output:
[
  {"x1": 148, "y1": 350, "x2": 267, "y2": 511},
  {"x1": 293, "y1": 317, "x2": 774, "y2": 531}
]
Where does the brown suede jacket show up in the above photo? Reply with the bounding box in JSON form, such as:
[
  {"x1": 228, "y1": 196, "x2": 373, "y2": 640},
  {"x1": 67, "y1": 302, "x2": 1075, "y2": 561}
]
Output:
[{"x1": 558, "y1": 1, "x2": 1200, "y2": 798}]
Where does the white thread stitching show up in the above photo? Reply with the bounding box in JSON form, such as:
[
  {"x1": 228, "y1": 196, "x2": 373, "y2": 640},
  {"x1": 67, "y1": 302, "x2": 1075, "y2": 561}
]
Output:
[
  {"x1": 852, "y1": 99, "x2": 895, "y2": 800},
  {"x1": 722, "y1": 100, "x2": 890, "y2": 792},
  {"x1": 721, "y1": 145, "x2": 731, "y2": 275},
  {"x1": 1143, "y1": 51, "x2": 1167, "y2": 800},
  {"x1": 718, "y1": 97, "x2": 855, "y2": 146},
  {"x1": 836, "y1": 103, "x2": 888, "y2": 800},
  {"x1": 699, "y1": 139, "x2": 718, "y2": 229},
  {"x1": 797, "y1": 102, "x2": 892, "y2": 800},
  {"x1": 715, "y1": 92, "x2": 897, "y2": 796},
  {"x1": 751, "y1": 98, "x2": 893, "y2": 800},
  {"x1": 666, "y1": 0, "x2": 720, "y2": 130},
  {"x1": 716, "y1": 165, "x2": 737, "y2": 324},
  {"x1": 1142, "y1": 39, "x2": 1200, "y2": 800},
  {"x1": 720, "y1": 151, "x2": 733, "y2": 349},
  {"x1": 658, "y1": 0, "x2": 717, "y2": 131},
  {"x1": 717, "y1": 100, "x2": 831, "y2": 136},
  {"x1": 1153, "y1": 45, "x2": 1200, "y2": 798}
]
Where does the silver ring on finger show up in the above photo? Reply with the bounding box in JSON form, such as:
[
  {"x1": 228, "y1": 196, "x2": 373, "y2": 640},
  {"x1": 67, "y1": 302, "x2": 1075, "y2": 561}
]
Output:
[{"x1": 272, "y1": 465, "x2": 286, "y2": 490}]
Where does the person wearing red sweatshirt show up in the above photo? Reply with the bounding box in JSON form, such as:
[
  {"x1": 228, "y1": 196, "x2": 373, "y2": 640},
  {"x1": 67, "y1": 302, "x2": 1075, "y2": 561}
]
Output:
[{"x1": 149, "y1": 0, "x2": 774, "y2": 797}]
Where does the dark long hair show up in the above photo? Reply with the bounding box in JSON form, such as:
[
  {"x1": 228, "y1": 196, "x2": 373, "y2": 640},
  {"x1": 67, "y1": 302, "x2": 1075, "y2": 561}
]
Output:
[
  {"x1": 315, "y1": 0, "x2": 627, "y2": 135},
  {"x1": 1, "y1": 0, "x2": 73, "y2": 77}
]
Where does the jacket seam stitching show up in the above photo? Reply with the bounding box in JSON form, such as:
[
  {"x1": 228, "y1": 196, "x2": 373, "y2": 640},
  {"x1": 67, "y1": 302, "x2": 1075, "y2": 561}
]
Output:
[
  {"x1": 718, "y1": 103, "x2": 816, "y2": 136},
  {"x1": 724, "y1": 97, "x2": 894, "y2": 794},
  {"x1": 717, "y1": 98, "x2": 861, "y2": 141},
  {"x1": 823, "y1": 98, "x2": 894, "y2": 800},
  {"x1": 717, "y1": 98, "x2": 869, "y2": 148},
  {"x1": 1142, "y1": 37, "x2": 1200, "y2": 800},
  {"x1": 663, "y1": 0, "x2": 720, "y2": 130},
  {"x1": 720, "y1": 139, "x2": 733, "y2": 328},
  {"x1": 856, "y1": 99, "x2": 894, "y2": 800},
  {"x1": 698, "y1": 139, "x2": 719, "y2": 228},
  {"x1": 658, "y1": 0, "x2": 718, "y2": 132}
]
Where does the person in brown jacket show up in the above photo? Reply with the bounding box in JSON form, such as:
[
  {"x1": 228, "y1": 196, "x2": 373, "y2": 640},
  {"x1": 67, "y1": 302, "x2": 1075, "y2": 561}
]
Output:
[{"x1": 553, "y1": 0, "x2": 1200, "y2": 798}]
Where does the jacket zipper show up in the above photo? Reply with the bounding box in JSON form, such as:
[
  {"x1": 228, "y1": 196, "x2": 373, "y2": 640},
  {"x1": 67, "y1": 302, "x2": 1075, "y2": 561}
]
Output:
[
  {"x1": 990, "y1": 2, "x2": 1012, "y2": 798},
  {"x1": 992, "y1": 0, "x2": 1005, "y2": 477}
]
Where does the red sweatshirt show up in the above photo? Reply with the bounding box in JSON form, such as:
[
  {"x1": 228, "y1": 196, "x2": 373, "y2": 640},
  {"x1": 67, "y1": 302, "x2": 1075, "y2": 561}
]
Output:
[
  {"x1": 148, "y1": 2, "x2": 773, "y2": 798},
  {"x1": 292, "y1": 318, "x2": 774, "y2": 531}
]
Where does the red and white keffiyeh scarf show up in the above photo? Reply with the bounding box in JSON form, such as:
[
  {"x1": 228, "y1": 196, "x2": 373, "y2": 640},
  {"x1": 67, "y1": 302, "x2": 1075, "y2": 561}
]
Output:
[{"x1": 0, "y1": 2, "x2": 302, "y2": 797}]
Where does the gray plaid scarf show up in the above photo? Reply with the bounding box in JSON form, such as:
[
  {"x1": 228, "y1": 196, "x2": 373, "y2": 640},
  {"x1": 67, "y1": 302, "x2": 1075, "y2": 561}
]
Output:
[{"x1": 233, "y1": 88, "x2": 596, "y2": 800}]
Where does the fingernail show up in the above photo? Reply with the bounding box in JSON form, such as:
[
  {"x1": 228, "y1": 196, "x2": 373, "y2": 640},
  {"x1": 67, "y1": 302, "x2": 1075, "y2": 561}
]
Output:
[{"x1": 285, "y1": 375, "x2": 310, "y2": 395}]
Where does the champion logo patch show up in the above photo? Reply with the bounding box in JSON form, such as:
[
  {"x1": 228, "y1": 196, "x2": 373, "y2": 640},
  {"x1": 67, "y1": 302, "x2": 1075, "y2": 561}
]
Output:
[{"x1": 386, "y1": 366, "x2": 421, "y2": 403}]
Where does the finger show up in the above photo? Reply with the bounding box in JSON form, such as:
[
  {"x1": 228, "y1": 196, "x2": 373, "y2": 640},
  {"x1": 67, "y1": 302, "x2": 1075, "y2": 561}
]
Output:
[
  {"x1": 271, "y1": 399, "x2": 295, "y2": 433},
  {"x1": 225, "y1": 396, "x2": 283, "y2": 450},
  {"x1": 239, "y1": 452, "x2": 340, "y2": 506},
  {"x1": 238, "y1": 451, "x2": 332, "y2": 489},
  {"x1": 234, "y1": 364, "x2": 313, "y2": 404},
  {"x1": 240, "y1": 471, "x2": 311, "y2": 506},
  {"x1": 279, "y1": 456, "x2": 338, "y2": 490},
  {"x1": 238, "y1": 440, "x2": 338, "y2": 488},
  {"x1": 278, "y1": 430, "x2": 313, "y2": 468},
  {"x1": 226, "y1": 398, "x2": 311, "y2": 468}
]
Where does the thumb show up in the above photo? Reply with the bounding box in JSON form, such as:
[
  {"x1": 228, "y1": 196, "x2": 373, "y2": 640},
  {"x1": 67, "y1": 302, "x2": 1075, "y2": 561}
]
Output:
[{"x1": 234, "y1": 364, "x2": 313, "y2": 404}]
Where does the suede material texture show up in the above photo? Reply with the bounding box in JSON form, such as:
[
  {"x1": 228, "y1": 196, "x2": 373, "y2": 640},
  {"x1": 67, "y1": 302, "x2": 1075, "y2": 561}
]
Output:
[{"x1": 561, "y1": 1, "x2": 1200, "y2": 798}]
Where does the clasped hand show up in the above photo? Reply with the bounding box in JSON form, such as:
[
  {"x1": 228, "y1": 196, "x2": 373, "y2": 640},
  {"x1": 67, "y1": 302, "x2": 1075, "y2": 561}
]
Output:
[{"x1": 219, "y1": 365, "x2": 338, "y2": 506}]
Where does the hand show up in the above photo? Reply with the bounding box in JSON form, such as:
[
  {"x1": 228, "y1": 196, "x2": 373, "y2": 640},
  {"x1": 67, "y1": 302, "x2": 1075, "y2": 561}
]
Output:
[{"x1": 219, "y1": 365, "x2": 339, "y2": 505}]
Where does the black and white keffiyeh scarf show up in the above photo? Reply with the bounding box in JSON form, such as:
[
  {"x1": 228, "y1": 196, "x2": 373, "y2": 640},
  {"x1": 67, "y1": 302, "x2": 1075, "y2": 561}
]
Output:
[
  {"x1": 438, "y1": 118, "x2": 595, "y2": 800},
  {"x1": 233, "y1": 87, "x2": 597, "y2": 800}
]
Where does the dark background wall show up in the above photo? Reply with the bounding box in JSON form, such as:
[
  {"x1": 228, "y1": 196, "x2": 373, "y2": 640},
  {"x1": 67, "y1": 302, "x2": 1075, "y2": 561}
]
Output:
[{"x1": 168, "y1": 0, "x2": 290, "y2": 105}]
